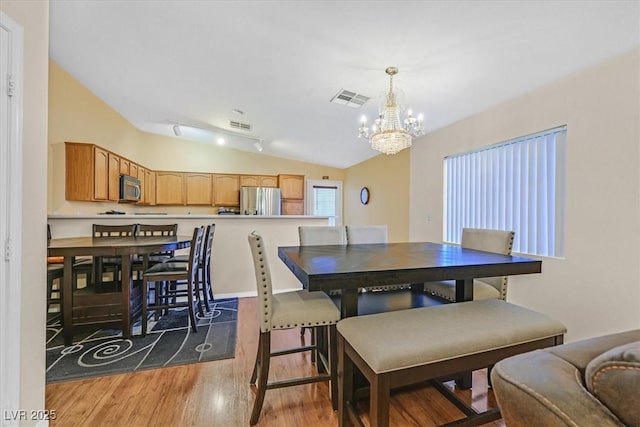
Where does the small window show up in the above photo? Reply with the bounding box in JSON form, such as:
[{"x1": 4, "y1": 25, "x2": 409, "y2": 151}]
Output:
[
  {"x1": 444, "y1": 126, "x2": 566, "y2": 257},
  {"x1": 306, "y1": 180, "x2": 343, "y2": 226}
]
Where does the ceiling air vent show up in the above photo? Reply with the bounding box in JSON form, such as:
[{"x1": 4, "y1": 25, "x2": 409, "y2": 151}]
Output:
[
  {"x1": 229, "y1": 120, "x2": 251, "y2": 131},
  {"x1": 330, "y1": 89, "x2": 370, "y2": 108}
]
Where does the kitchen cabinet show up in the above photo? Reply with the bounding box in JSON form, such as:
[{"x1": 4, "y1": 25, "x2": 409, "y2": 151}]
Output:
[
  {"x1": 65, "y1": 142, "x2": 111, "y2": 201},
  {"x1": 278, "y1": 174, "x2": 305, "y2": 215},
  {"x1": 213, "y1": 174, "x2": 240, "y2": 206},
  {"x1": 130, "y1": 163, "x2": 139, "y2": 179},
  {"x1": 119, "y1": 158, "x2": 130, "y2": 176},
  {"x1": 145, "y1": 170, "x2": 156, "y2": 205},
  {"x1": 185, "y1": 173, "x2": 213, "y2": 205},
  {"x1": 240, "y1": 175, "x2": 278, "y2": 188},
  {"x1": 278, "y1": 174, "x2": 305, "y2": 199},
  {"x1": 282, "y1": 200, "x2": 304, "y2": 215},
  {"x1": 155, "y1": 171, "x2": 185, "y2": 205},
  {"x1": 108, "y1": 153, "x2": 121, "y2": 201}
]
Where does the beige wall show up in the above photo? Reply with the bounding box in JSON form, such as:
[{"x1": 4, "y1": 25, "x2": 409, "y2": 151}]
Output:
[
  {"x1": 48, "y1": 61, "x2": 345, "y2": 215},
  {"x1": 343, "y1": 149, "x2": 410, "y2": 242},
  {"x1": 410, "y1": 49, "x2": 640, "y2": 342},
  {"x1": 1, "y1": 0, "x2": 49, "y2": 423}
]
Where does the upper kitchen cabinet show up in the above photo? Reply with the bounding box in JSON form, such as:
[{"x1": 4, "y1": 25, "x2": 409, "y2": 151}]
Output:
[
  {"x1": 155, "y1": 171, "x2": 185, "y2": 205},
  {"x1": 185, "y1": 173, "x2": 213, "y2": 205},
  {"x1": 129, "y1": 163, "x2": 139, "y2": 179},
  {"x1": 213, "y1": 174, "x2": 240, "y2": 206},
  {"x1": 143, "y1": 169, "x2": 156, "y2": 205},
  {"x1": 65, "y1": 142, "x2": 110, "y2": 201},
  {"x1": 278, "y1": 174, "x2": 305, "y2": 199},
  {"x1": 108, "y1": 153, "x2": 121, "y2": 201},
  {"x1": 240, "y1": 175, "x2": 278, "y2": 188}
]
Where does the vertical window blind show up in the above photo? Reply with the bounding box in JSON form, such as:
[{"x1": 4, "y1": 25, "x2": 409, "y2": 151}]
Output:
[{"x1": 444, "y1": 126, "x2": 566, "y2": 257}]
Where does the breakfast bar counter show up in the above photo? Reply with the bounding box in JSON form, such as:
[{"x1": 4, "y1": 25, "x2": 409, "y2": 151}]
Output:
[{"x1": 48, "y1": 214, "x2": 329, "y2": 297}]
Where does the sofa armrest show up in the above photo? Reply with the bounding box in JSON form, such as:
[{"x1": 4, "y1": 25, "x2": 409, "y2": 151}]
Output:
[{"x1": 491, "y1": 350, "x2": 625, "y2": 427}]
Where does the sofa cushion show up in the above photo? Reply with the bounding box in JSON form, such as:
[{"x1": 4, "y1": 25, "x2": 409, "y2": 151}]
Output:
[{"x1": 585, "y1": 341, "x2": 640, "y2": 427}]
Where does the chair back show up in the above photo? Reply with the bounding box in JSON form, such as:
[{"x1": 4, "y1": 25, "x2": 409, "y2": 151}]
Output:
[
  {"x1": 92, "y1": 224, "x2": 137, "y2": 238},
  {"x1": 298, "y1": 226, "x2": 347, "y2": 246},
  {"x1": 461, "y1": 228, "x2": 515, "y2": 299},
  {"x1": 203, "y1": 224, "x2": 216, "y2": 271},
  {"x1": 136, "y1": 223, "x2": 177, "y2": 237},
  {"x1": 346, "y1": 225, "x2": 388, "y2": 244},
  {"x1": 248, "y1": 231, "x2": 274, "y2": 333},
  {"x1": 187, "y1": 226, "x2": 205, "y2": 283},
  {"x1": 136, "y1": 224, "x2": 178, "y2": 257}
]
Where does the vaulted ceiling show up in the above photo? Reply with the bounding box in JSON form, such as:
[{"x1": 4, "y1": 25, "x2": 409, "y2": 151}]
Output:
[{"x1": 49, "y1": 1, "x2": 640, "y2": 168}]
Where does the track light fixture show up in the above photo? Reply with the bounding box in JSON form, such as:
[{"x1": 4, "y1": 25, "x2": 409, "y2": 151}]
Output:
[{"x1": 172, "y1": 124, "x2": 182, "y2": 136}]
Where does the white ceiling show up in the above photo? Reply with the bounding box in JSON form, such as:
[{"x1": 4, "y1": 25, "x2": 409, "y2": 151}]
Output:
[{"x1": 49, "y1": 1, "x2": 640, "y2": 169}]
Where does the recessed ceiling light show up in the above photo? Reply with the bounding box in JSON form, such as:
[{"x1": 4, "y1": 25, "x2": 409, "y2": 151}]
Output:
[
  {"x1": 217, "y1": 137, "x2": 225, "y2": 145},
  {"x1": 231, "y1": 109, "x2": 244, "y2": 115}
]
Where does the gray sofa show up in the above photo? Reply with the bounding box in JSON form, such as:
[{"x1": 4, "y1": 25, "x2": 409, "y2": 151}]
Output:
[{"x1": 491, "y1": 329, "x2": 640, "y2": 426}]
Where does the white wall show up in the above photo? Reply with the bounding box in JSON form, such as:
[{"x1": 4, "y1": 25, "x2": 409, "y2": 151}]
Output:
[
  {"x1": 410, "y1": 49, "x2": 640, "y2": 342},
  {"x1": 0, "y1": 0, "x2": 48, "y2": 424}
]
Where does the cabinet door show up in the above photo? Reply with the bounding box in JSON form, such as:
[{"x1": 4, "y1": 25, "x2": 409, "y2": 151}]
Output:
[
  {"x1": 260, "y1": 176, "x2": 278, "y2": 187},
  {"x1": 138, "y1": 167, "x2": 146, "y2": 204},
  {"x1": 240, "y1": 175, "x2": 260, "y2": 187},
  {"x1": 155, "y1": 172, "x2": 185, "y2": 205},
  {"x1": 146, "y1": 170, "x2": 156, "y2": 205},
  {"x1": 93, "y1": 147, "x2": 109, "y2": 201},
  {"x1": 213, "y1": 174, "x2": 240, "y2": 206},
  {"x1": 186, "y1": 173, "x2": 213, "y2": 205},
  {"x1": 130, "y1": 163, "x2": 139, "y2": 178},
  {"x1": 65, "y1": 142, "x2": 94, "y2": 201},
  {"x1": 119, "y1": 158, "x2": 130, "y2": 175},
  {"x1": 278, "y1": 174, "x2": 305, "y2": 199},
  {"x1": 282, "y1": 200, "x2": 304, "y2": 215},
  {"x1": 108, "y1": 153, "x2": 120, "y2": 201}
]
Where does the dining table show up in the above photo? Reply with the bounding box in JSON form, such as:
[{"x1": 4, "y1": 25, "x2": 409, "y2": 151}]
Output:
[
  {"x1": 47, "y1": 235, "x2": 192, "y2": 345},
  {"x1": 278, "y1": 241, "x2": 542, "y2": 389},
  {"x1": 278, "y1": 241, "x2": 542, "y2": 318}
]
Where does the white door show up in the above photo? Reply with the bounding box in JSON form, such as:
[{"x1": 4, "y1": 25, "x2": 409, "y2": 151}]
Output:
[
  {"x1": 0, "y1": 11, "x2": 23, "y2": 425},
  {"x1": 306, "y1": 180, "x2": 343, "y2": 226}
]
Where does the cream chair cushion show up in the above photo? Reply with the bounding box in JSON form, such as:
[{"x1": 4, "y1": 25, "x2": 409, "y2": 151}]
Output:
[
  {"x1": 248, "y1": 231, "x2": 340, "y2": 333},
  {"x1": 298, "y1": 225, "x2": 347, "y2": 245},
  {"x1": 346, "y1": 225, "x2": 388, "y2": 244},
  {"x1": 424, "y1": 228, "x2": 515, "y2": 301}
]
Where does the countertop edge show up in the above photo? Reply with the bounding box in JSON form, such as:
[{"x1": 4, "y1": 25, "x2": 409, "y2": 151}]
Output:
[{"x1": 47, "y1": 214, "x2": 329, "y2": 220}]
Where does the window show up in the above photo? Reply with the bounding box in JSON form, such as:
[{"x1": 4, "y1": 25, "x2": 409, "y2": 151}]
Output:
[
  {"x1": 306, "y1": 180, "x2": 343, "y2": 225},
  {"x1": 444, "y1": 126, "x2": 566, "y2": 257}
]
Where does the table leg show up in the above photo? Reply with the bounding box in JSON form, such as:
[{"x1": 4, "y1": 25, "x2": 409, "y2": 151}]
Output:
[
  {"x1": 63, "y1": 256, "x2": 73, "y2": 346},
  {"x1": 122, "y1": 254, "x2": 132, "y2": 339},
  {"x1": 455, "y1": 278, "x2": 473, "y2": 389},
  {"x1": 340, "y1": 289, "x2": 359, "y2": 318}
]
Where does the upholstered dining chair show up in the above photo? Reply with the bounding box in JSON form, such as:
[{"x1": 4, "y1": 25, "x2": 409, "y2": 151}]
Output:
[
  {"x1": 247, "y1": 231, "x2": 340, "y2": 425},
  {"x1": 424, "y1": 228, "x2": 515, "y2": 302},
  {"x1": 346, "y1": 225, "x2": 410, "y2": 292},
  {"x1": 141, "y1": 226, "x2": 204, "y2": 336},
  {"x1": 298, "y1": 225, "x2": 347, "y2": 246}
]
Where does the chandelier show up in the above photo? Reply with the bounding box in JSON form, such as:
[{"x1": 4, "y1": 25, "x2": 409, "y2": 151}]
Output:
[{"x1": 358, "y1": 67, "x2": 424, "y2": 155}]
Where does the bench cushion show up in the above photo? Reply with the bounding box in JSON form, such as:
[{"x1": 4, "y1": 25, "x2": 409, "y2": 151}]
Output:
[{"x1": 336, "y1": 299, "x2": 566, "y2": 374}]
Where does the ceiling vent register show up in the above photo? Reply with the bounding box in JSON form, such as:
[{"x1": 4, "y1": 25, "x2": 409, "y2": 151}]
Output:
[
  {"x1": 330, "y1": 89, "x2": 370, "y2": 108},
  {"x1": 229, "y1": 120, "x2": 252, "y2": 131}
]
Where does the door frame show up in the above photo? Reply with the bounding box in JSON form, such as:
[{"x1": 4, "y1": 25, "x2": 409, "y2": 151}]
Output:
[{"x1": 0, "y1": 11, "x2": 24, "y2": 423}]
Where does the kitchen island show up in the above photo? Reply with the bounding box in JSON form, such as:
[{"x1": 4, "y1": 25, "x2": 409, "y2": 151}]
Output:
[{"x1": 48, "y1": 214, "x2": 330, "y2": 297}]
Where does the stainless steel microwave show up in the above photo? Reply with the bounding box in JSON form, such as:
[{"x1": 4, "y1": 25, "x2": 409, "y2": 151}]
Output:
[{"x1": 119, "y1": 175, "x2": 141, "y2": 202}]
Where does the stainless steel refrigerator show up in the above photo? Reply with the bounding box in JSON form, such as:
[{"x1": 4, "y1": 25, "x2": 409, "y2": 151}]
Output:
[{"x1": 240, "y1": 187, "x2": 282, "y2": 215}]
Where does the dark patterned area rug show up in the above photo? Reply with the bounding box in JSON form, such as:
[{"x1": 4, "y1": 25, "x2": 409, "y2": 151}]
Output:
[{"x1": 46, "y1": 298, "x2": 238, "y2": 383}]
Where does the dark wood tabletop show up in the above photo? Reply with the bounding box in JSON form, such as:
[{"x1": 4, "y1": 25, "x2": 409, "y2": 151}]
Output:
[
  {"x1": 278, "y1": 241, "x2": 542, "y2": 318},
  {"x1": 48, "y1": 235, "x2": 192, "y2": 345}
]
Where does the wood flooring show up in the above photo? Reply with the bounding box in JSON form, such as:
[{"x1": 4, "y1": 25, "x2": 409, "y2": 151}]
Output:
[{"x1": 46, "y1": 297, "x2": 506, "y2": 427}]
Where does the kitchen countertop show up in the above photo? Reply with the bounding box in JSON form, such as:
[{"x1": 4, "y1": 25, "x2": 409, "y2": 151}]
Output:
[{"x1": 48, "y1": 214, "x2": 328, "y2": 220}]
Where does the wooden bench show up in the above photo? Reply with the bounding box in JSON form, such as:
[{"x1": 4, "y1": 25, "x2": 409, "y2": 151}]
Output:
[{"x1": 336, "y1": 299, "x2": 567, "y2": 427}]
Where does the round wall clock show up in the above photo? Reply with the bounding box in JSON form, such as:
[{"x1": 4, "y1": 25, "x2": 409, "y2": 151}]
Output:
[{"x1": 360, "y1": 187, "x2": 370, "y2": 205}]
